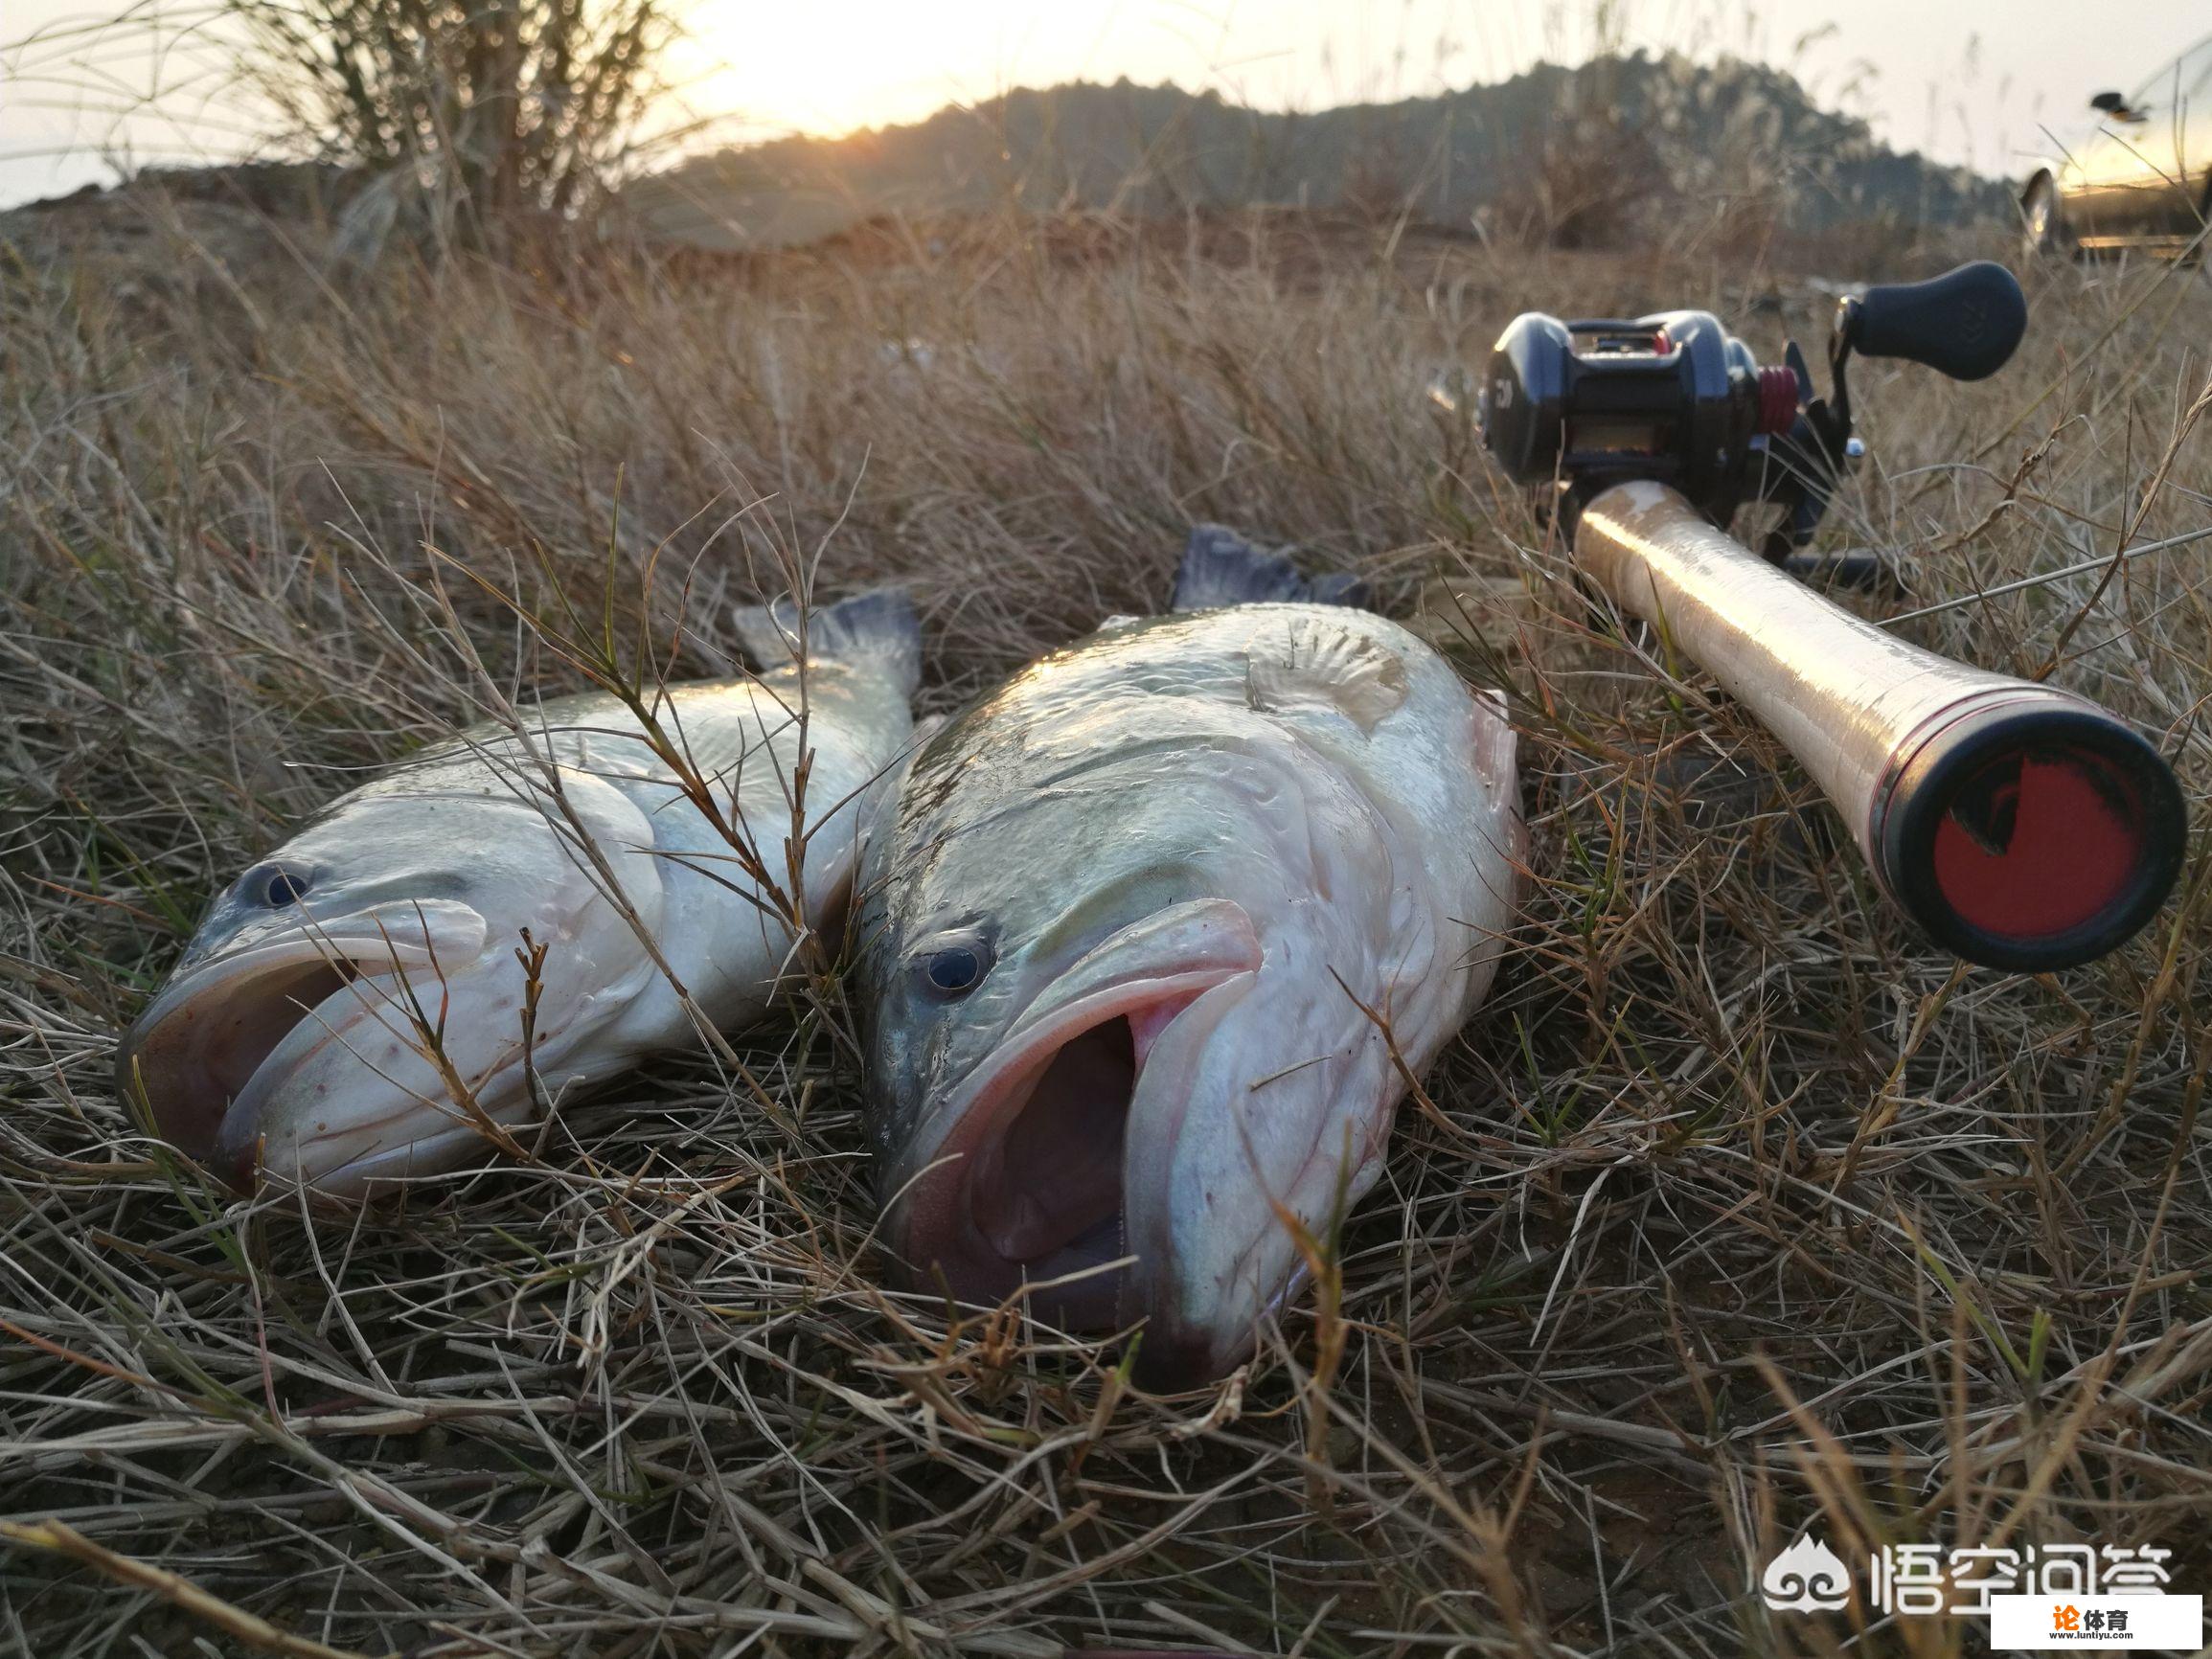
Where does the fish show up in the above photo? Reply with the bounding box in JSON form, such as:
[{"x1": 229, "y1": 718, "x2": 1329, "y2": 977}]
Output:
[
  {"x1": 114, "y1": 590, "x2": 921, "y2": 1197},
  {"x1": 853, "y1": 528, "x2": 1522, "y2": 1386}
]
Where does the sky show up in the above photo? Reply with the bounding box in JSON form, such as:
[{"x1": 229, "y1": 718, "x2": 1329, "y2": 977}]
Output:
[{"x1": 2, "y1": 0, "x2": 2207, "y2": 208}]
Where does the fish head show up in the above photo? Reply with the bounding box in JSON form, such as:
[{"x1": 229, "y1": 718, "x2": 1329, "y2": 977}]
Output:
[
  {"x1": 116, "y1": 759, "x2": 667, "y2": 1195},
  {"x1": 862, "y1": 748, "x2": 1428, "y2": 1389}
]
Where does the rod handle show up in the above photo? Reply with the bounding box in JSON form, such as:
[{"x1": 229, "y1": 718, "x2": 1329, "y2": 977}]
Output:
[{"x1": 1575, "y1": 482, "x2": 2184, "y2": 971}]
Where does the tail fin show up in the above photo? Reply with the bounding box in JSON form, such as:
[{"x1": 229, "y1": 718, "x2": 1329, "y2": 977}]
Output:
[
  {"x1": 733, "y1": 587, "x2": 922, "y2": 700},
  {"x1": 1170, "y1": 524, "x2": 1369, "y2": 613}
]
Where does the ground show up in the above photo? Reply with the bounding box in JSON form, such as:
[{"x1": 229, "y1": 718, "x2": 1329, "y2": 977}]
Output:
[{"x1": 1, "y1": 185, "x2": 2208, "y2": 1658}]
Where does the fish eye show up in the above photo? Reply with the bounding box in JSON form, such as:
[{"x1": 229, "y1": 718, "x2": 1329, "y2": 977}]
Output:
[
  {"x1": 248, "y1": 865, "x2": 311, "y2": 907},
  {"x1": 920, "y1": 935, "x2": 992, "y2": 997}
]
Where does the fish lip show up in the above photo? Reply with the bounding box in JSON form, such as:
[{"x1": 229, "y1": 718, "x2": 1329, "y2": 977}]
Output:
[
  {"x1": 1112, "y1": 968, "x2": 1275, "y2": 1391},
  {"x1": 116, "y1": 908, "x2": 488, "y2": 1178},
  {"x1": 1127, "y1": 1244, "x2": 1311, "y2": 1394},
  {"x1": 247, "y1": 1117, "x2": 501, "y2": 1200},
  {"x1": 135, "y1": 932, "x2": 445, "y2": 1018},
  {"x1": 216, "y1": 1038, "x2": 523, "y2": 1201},
  {"x1": 210, "y1": 939, "x2": 660, "y2": 1199},
  {"x1": 139, "y1": 904, "x2": 490, "y2": 1022},
  {"x1": 207, "y1": 966, "x2": 427, "y2": 1188},
  {"x1": 886, "y1": 897, "x2": 1264, "y2": 1322}
]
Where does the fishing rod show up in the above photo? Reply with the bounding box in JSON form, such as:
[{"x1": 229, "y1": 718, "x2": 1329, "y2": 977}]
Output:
[{"x1": 1472, "y1": 261, "x2": 2185, "y2": 971}]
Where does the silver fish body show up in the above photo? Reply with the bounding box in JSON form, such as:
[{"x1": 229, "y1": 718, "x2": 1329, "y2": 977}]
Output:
[
  {"x1": 855, "y1": 544, "x2": 1521, "y2": 1385},
  {"x1": 118, "y1": 595, "x2": 918, "y2": 1196}
]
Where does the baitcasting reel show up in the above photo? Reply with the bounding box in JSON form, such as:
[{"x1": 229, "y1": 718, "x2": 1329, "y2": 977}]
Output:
[
  {"x1": 1467, "y1": 261, "x2": 2184, "y2": 974},
  {"x1": 1479, "y1": 261, "x2": 2029, "y2": 565}
]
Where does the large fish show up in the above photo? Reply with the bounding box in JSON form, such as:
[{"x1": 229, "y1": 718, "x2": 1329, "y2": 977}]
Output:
[
  {"x1": 115, "y1": 592, "x2": 919, "y2": 1196},
  {"x1": 854, "y1": 530, "x2": 1522, "y2": 1386}
]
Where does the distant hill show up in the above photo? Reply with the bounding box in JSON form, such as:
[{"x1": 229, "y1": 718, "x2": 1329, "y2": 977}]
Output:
[{"x1": 620, "y1": 53, "x2": 2009, "y2": 252}]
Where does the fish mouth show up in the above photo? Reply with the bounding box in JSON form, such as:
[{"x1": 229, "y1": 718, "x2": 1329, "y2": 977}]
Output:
[
  {"x1": 116, "y1": 909, "x2": 487, "y2": 1187},
  {"x1": 890, "y1": 898, "x2": 1263, "y2": 1336}
]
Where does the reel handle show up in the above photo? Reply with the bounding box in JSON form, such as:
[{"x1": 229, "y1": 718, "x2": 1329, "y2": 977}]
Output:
[
  {"x1": 1576, "y1": 481, "x2": 2183, "y2": 971},
  {"x1": 1841, "y1": 261, "x2": 2027, "y2": 382}
]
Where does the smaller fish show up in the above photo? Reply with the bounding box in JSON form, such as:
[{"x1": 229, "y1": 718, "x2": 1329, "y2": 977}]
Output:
[
  {"x1": 855, "y1": 529, "x2": 1523, "y2": 1386},
  {"x1": 115, "y1": 591, "x2": 920, "y2": 1196}
]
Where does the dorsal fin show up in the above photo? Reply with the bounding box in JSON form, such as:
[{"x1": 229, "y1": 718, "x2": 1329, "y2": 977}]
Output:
[
  {"x1": 732, "y1": 587, "x2": 922, "y2": 699},
  {"x1": 1245, "y1": 617, "x2": 1411, "y2": 734},
  {"x1": 1170, "y1": 524, "x2": 1369, "y2": 613}
]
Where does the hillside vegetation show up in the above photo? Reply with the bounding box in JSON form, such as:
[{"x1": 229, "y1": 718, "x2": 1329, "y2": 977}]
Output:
[
  {"x1": 622, "y1": 55, "x2": 2007, "y2": 252},
  {"x1": 1, "y1": 184, "x2": 2207, "y2": 1656}
]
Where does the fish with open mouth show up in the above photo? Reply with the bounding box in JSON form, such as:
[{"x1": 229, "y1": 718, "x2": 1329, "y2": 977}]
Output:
[
  {"x1": 853, "y1": 529, "x2": 1523, "y2": 1386},
  {"x1": 114, "y1": 591, "x2": 920, "y2": 1196}
]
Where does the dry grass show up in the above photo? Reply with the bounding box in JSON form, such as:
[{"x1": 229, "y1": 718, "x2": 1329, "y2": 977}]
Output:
[{"x1": 2, "y1": 193, "x2": 2209, "y2": 1657}]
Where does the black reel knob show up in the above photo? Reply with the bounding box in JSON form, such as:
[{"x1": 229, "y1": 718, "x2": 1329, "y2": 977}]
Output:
[{"x1": 1841, "y1": 261, "x2": 2027, "y2": 383}]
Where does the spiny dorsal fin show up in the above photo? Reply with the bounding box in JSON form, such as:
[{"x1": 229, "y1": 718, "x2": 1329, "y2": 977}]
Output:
[
  {"x1": 732, "y1": 587, "x2": 922, "y2": 700},
  {"x1": 1170, "y1": 524, "x2": 1369, "y2": 613},
  {"x1": 1245, "y1": 617, "x2": 1410, "y2": 734}
]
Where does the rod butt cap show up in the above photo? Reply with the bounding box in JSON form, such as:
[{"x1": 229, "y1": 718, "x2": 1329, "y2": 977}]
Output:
[{"x1": 1874, "y1": 695, "x2": 2184, "y2": 971}]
